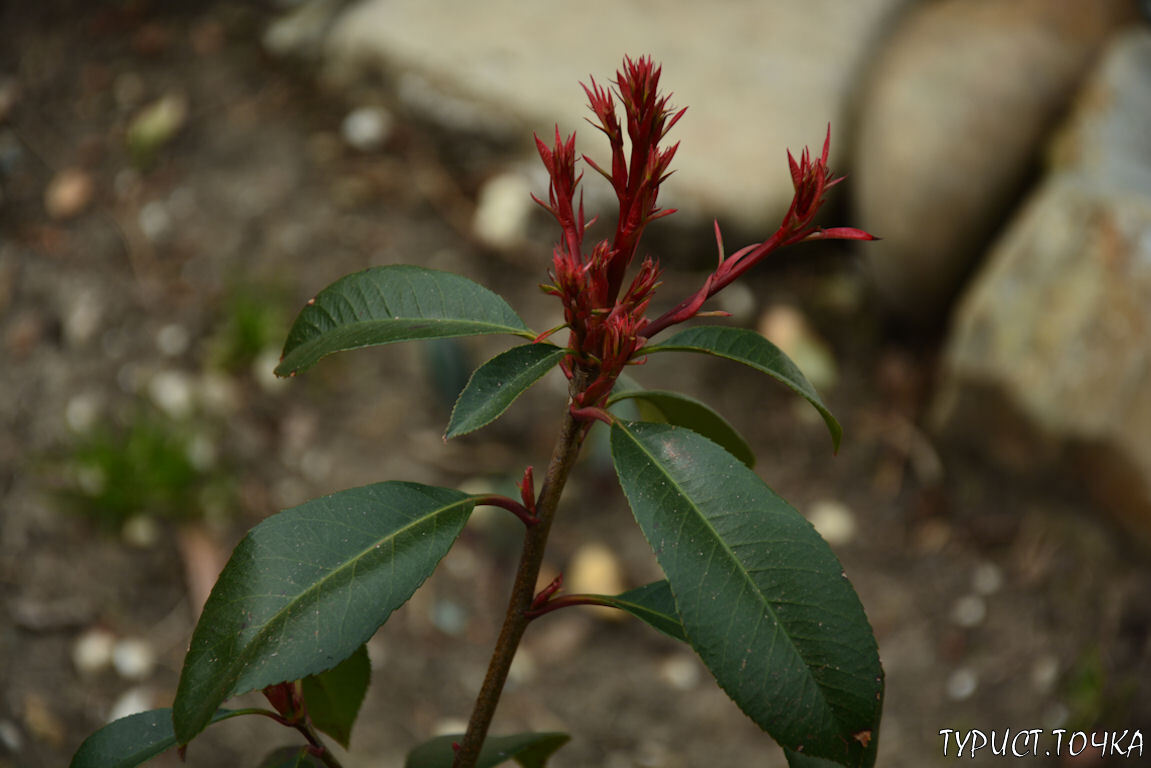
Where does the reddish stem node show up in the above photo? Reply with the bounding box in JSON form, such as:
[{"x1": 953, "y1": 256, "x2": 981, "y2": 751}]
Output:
[{"x1": 473, "y1": 494, "x2": 537, "y2": 527}]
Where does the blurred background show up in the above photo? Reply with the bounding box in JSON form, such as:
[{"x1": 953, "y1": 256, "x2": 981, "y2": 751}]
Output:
[{"x1": 2, "y1": 1, "x2": 1150, "y2": 766}]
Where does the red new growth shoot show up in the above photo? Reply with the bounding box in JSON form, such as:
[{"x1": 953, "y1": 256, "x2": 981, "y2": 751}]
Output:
[{"x1": 537, "y1": 60, "x2": 871, "y2": 396}]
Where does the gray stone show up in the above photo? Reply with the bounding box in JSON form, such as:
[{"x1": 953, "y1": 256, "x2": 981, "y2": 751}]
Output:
[
  {"x1": 854, "y1": 0, "x2": 1137, "y2": 322},
  {"x1": 320, "y1": 0, "x2": 915, "y2": 226},
  {"x1": 934, "y1": 31, "x2": 1151, "y2": 543}
]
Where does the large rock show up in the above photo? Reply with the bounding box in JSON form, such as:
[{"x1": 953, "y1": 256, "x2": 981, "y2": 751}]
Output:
[
  {"x1": 854, "y1": 0, "x2": 1137, "y2": 323},
  {"x1": 933, "y1": 30, "x2": 1151, "y2": 544},
  {"x1": 318, "y1": 0, "x2": 915, "y2": 227}
]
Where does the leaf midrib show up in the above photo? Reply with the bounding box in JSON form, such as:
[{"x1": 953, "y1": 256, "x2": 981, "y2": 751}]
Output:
[
  {"x1": 616, "y1": 422, "x2": 841, "y2": 729},
  {"x1": 298, "y1": 316, "x2": 531, "y2": 341}
]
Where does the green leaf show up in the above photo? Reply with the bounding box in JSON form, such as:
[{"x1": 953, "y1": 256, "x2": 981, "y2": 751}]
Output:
[
  {"x1": 607, "y1": 388, "x2": 756, "y2": 467},
  {"x1": 301, "y1": 644, "x2": 371, "y2": 748},
  {"x1": 276, "y1": 265, "x2": 533, "y2": 376},
  {"x1": 70, "y1": 708, "x2": 238, "y2": 768},
  {"x1": 405, "y1": 732, "x2": 570, "y2": 768},
  {"x1": 591, "y1": 580, "x2": 687, "y2": 642},
  {"x1": 174, "y1": 482, "x2": 474, "y2": 743},
  {"x1": 611, "y1": 421, "x2": 882, "y2": 768},
  {"x1": 258, "y1": 746, "x2": 327, "y2": 768},
  {"x1": 645, "y1": 326, "x2": 841, "y2": 451},
  {"x1": 446, "y1": 343, "x2": 565, "y2": 439}
]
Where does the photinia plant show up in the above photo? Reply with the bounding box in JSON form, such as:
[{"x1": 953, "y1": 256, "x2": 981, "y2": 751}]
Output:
[{"x1": 72, "y1": 56, "x2": 882, "y2": 768}]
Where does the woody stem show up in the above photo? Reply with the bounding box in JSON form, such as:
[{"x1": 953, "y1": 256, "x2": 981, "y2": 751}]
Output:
[{"x1": 452, "y1": 371, "x2": 590, "y2": 768}]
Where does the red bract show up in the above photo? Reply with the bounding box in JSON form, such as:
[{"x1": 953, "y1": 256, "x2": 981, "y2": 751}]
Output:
[
  {"x1": 640, "y1": 126, "x2": 874, "y2": 339},
  {"x1": 536, "y1": 57, "x2": 872, "y2": 415},
  {"x1": 583, "y1": 56, "x2": 685, "y2": 301},
  {"x1": 535, "y1": 55, "x2": 680, "y2": 411}
]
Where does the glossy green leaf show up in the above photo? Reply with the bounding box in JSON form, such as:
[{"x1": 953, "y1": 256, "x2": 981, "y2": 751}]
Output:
[
  {"x1": 301, "y1": 644, "x2": 370, "y2": 748},
  {"x1": 446, "y1": 343, "x2": 565, "y2": 439},
  {"x1": 592, "y1": 580, "x2": 687, "y2": 642},
  {"x1": 258, "y1": 746, "x2": 326, "y2": 768},
  {"x1": 611, "y1": 421, "x2": 882, "y2": 768},
  {"x1": 276, "y1": 265, "x2": 532, "y2": 376},
  {"x1": 405, "y1": 732, "x2": 570, "y2": 768},
  {"x1": 174, "y1": 482, "x2": 474, "y2": 743},
  {"x1": 70, "y1": 708, "x2": 238, "y2": 768},
  {"x1": 607, "y1": 388, "x2": 756, "y2": 467},
  {"x1": 645, "y1": 326, "x2": 841, "y2": 451}
]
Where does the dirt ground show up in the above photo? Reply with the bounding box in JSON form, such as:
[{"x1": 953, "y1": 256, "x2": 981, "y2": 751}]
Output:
[{"x1": 2, "y1": 3, "x2": 1150, "y2": 767}]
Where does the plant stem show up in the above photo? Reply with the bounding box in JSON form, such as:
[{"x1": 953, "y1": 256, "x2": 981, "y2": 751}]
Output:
[
  {"x1": 452, "y1": 376, "x2": 589, "y2": 768},
  {"x1": 217, "y1": 708, "x2": 344, "y2": 767},
  {"x1": 295, "y1": 720, "x2": 345, "y2": 768}
]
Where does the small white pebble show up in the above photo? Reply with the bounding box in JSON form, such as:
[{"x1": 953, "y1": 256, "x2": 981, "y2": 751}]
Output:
[
  {"x1": 430, "y1": 599, "x2": 468, "y2": 637},
  {"x1": 432, "y1": 718, "x2": 469, "y2": 737},
  {"x1": 112, "y1": 638, "x2": 156, "y2": 681},
  {"x1": 971, "y1": 561, "x2": 1003, "y2": 595},
  {"x1": 65, "y1": 393, "x2": 102, "y2": 433},
  {"x1": 196, "y1": 371, "x2": 240, "y2": 416},
  {"x1": 121, "y1": 515, "x2": 160, "y2": 548},
  {"x1": 341, "y1": 106, "x2": 393, "y2": 152},
  {"x1": 714, "y1": 281, "x2": 757, "y2": 324},
  {"x1": 950, "y1": 594, "x2": 986, "y2": 628},
  {"x1": 946, "y1": 668, "x2": 978, "y2": 701},
  {"x1": 807, "y1": 499, "x2": 856, "y2": 547},
  {"x1": 1031, "y1": 655, "x2": 1060, "y2": 694},
  {"x1": 758, "y1": 305, "x2": 838, "y2": 391},
  {"x1": 155, "y1": 323, "x2": 190, "y2": 357},
  {"x1": 0, "y1": 719, "x2": 22, "y2": 753},
  {"x1": 253, "y1": 347, "x2": 287, "y2": 393},
  {"x1": 367, "y1": 636, "x2": 388, "y2": 671},
  {"x1": 473, "y1": 172, "x2": 532, "y2": 250},
  {"x1": 457, "y1": 477, "x2": 496, "y2": 496},
  {"x1": 138, "y1": 200, "x2": 171, "y2": 242},
  {"x1": 507, "y1": 648, "x2": 536, "y2": 684},
  {"x1": 185, "y1": 433, "x2": 216, "y2": 472},
  {"x1": 107, "y1": 687, "x2": 154, "y2": 722},
  {"x1": 567, "y1": 543, "x2": 625, "y2": 620},
  {"x1": 148, "y1": 369, "x2": 194, "y2": 419},
  {"x1": 72, "y1": 628, "x2": 117, "y2": 675},
  {"x1": 75, "y1": 465, "x2": 106, "y2": 496},
  {"x1": 63, "y1": 290, "x2": 104, "y2": 346},
  {"x1": 658, "y1": 654, "x2": 701, "y2": 691}
]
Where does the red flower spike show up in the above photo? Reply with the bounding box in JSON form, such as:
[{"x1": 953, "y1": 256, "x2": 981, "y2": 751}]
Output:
[
  {"x1": 640, "y1": 125, "x2": 873, "y2": 339},
  {"x1": 538, "y1": 60, "x2": 873, "y2": 412},
  {"x1": 575, "y1": 56, "x2": 685, "y2": 304}
]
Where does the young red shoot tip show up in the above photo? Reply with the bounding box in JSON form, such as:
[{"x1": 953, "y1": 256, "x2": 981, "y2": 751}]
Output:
[
  {"x1": 530, "y1": 573, "x2": 564, "y2": 612},
  {"x1": 803, "y1": 227, "x2": 877, "y2": 242},
  {"x1": 517, "y1": 466, "x2": 536, "y2": 515}
]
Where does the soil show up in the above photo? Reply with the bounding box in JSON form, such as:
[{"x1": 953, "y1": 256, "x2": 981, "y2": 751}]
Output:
[{"x1": 2, "y1": 3, "x2": 1149, "y2": 767}]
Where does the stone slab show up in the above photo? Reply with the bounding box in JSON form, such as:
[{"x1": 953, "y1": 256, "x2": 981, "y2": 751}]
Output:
[{"x1": 323, "y1": 0, "x2": 913, "y2": 227}]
